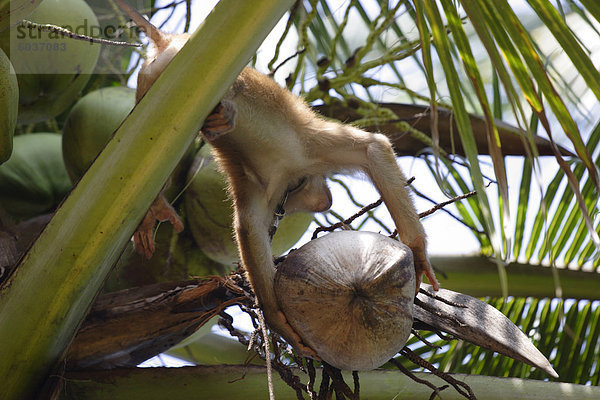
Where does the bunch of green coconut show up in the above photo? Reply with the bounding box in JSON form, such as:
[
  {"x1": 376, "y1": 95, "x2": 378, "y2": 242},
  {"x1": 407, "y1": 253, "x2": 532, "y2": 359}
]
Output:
[{"x1": 0, "y1": 0, "x2": 313, "y2": 291}]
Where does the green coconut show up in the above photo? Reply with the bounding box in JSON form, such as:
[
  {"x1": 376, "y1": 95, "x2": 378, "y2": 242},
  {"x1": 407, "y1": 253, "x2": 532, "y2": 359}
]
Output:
[
  {"x1": 62, "y1": 86, "x2": 135, "y2": 181},
  {"x1": 103, "y1": 223, "x2": 232, "y2": 293},
  {"x1": 184, "y1": 145, "x2": 313, "y2": 265},
  {"x1": 0, "y1": 0, "x2": 100, "y2": 124},
  {"x1": 0, "y1": 132, "x2": 72, "y2": 220},
  {"x1": 0, "y1": 0, "x2": 43, "y2": 32},
  {"x1": 0, "y1": 47, "x2": 17, "y2": 163}
]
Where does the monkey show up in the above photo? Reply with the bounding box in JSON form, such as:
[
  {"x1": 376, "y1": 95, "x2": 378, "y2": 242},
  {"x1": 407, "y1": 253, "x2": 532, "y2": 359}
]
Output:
[
  {"x1": 113, "y1": 0, "x2": 439, "y2": 358},
  {"x1": 106, "y1": 0, "x2": 188, "y2": 258}
]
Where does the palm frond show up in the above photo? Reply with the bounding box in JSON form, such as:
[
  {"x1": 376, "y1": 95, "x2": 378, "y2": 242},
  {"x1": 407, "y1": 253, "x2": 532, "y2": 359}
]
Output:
[
  {"x1": 405, "y1": 297, "x2": 600, "y2": 384},
  {"x1": 276, "y1": 0, "x2": 600, "y2": 384}
]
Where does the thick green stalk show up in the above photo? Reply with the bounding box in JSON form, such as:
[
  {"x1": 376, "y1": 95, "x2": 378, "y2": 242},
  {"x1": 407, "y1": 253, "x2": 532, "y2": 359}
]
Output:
[
  {"x1": 0, "y1": 1, "x2": 293, "y2": 399},
  {"x1": 432, "y1": 256, "x2": 600, "y2": 300},
  {"x1": 59, "y1": 366, "x2": 600, "y2": 400}
]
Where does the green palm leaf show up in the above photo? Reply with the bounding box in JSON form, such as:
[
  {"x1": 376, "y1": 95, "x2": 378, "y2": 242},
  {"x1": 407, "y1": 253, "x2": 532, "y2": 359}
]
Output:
[{"x1": 285, "y1": 0, "x2": 600, "y2": 388}]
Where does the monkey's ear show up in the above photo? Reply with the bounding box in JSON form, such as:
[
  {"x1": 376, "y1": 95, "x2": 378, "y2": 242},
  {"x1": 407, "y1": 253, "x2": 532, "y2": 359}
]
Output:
[{"x1": 201, "y1": 101, "x2": 237, "y2": 142}]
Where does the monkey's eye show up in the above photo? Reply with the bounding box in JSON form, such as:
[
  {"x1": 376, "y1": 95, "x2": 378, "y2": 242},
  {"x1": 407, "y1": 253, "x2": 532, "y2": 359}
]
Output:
[{"x1": 288, "y1": 177, "x2": 308, "y2": 193}]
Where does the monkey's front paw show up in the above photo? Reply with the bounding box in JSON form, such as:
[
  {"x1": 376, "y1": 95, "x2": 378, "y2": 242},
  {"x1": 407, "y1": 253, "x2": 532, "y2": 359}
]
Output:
[
  {"x1": 275, "y1": 310, "x2": 321, "y2": 360},
  {"x1": 201, "y1": 100, "x2": 236, "y2": 142},
  {"x1": 414, "y1": 258, "x2": 439, "y2": 295},
  {"x1": 133, "y1": 218, "x2": 156, "y2": 259},
  {"x1": 409, "y1": 237, "x2": 439, "y2": 295},
  {"x1": 133, "y1": 195, "x2": 184, "y2": 259}
]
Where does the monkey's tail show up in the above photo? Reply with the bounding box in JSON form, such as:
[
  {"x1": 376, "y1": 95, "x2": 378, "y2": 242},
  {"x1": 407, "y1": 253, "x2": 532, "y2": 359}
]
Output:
[{"x1": 112, "y1": 0, "x2": 168, "y2": 48}]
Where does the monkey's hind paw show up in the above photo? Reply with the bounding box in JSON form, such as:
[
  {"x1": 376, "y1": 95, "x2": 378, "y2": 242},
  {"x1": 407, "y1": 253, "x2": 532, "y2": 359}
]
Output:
[
  {"x1": 201, "y1": 100, "x2": 236, "y2": 142},
  {"x1": 133, "y1": 195, "x2": 184, "y2": 259}
]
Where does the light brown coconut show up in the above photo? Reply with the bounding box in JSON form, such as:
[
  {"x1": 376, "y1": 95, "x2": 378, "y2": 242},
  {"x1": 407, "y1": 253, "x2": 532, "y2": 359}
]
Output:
[{"x1": 274, "y1": 230, "x2": 415, "y2": 371}]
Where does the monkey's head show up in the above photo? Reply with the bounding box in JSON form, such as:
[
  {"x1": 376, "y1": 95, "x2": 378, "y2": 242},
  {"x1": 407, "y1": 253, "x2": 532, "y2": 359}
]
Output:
[{"x1": 284, "y1": 176, "x2": 332, "y2": 214}]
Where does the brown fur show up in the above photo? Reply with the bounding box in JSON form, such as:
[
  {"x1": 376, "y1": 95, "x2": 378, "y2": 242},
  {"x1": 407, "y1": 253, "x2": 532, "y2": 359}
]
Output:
[
  {"x1": 206, "y1": 68, "x2": 438, "y2": 356},
  {"x1": 115, "y1": 0, "x2": 438, "y2": 357}
]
